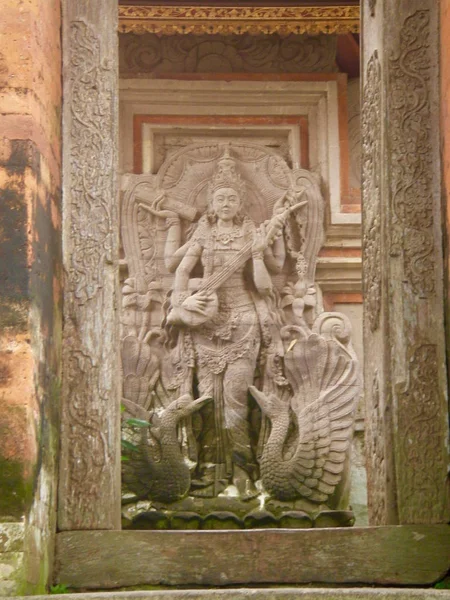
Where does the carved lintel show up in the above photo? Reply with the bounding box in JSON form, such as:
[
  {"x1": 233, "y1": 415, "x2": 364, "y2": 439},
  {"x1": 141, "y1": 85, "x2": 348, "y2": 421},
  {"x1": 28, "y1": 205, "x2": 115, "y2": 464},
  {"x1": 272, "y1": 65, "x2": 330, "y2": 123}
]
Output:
[{"x1": 118, "y1": 5, "x2": 360, "y2": 36}]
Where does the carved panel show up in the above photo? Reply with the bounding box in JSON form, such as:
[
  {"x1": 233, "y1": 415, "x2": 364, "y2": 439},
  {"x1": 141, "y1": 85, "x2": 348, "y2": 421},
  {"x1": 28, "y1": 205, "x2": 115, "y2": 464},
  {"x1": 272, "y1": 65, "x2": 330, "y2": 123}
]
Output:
[
  {"x1": 388, "y1": 10, "x2": 435, "y2": 297},
  {"x1": 120, "y1": 142, "x2": 361, "y2": 529},
  {"x1": 59, "y1": 5, "x2": 120, "y2": 531},
  {"x1": 362, "y1": 51, "x2": 381, "y2": 332},
  {"x1": 68, "y1": 21, "x2": 115, "y2": 304},
  {"x1": 396, "y1": 345, "x2": 446, "y2": 523},
  {"x1": 119, "y1": 33, "x2": 337, "y2": 76},
  {"x1": 150, "y1": 131, "x2": 293, "y2": 173}
]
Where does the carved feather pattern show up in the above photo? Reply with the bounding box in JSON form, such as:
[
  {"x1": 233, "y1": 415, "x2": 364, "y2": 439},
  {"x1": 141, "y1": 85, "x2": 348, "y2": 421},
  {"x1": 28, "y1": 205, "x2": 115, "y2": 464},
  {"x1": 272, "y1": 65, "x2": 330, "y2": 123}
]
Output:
[{"x1": 251, "y1": 312, "x2": 360, "y2": 502}]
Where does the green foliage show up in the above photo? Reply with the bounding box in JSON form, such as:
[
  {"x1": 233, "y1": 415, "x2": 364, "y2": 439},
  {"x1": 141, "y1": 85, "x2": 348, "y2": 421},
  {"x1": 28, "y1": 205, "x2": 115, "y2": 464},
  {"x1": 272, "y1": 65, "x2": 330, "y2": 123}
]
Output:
[
  {"x1": 121, "y1": 439, "x2": 139, "y2": 452},
  {"x1": 120, "y1": 404, "x2": 151, "y2": 459},
  {"x1": 434, "y1": 577, "x2": 450, "y2": 589},
  {"x1": 125, "y1": 418, "x2": 151, "y2": 428},
  {"x1": 49, "y1": 583, "x2": 71, "y2": 594}
]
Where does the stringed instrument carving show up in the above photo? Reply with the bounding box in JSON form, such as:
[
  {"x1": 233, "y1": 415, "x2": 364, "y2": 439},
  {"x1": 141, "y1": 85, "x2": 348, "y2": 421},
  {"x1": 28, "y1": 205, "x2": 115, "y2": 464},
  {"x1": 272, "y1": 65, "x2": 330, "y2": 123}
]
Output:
[{"x1": 167, "y1": 202, "x2": 306, "y2": 328}]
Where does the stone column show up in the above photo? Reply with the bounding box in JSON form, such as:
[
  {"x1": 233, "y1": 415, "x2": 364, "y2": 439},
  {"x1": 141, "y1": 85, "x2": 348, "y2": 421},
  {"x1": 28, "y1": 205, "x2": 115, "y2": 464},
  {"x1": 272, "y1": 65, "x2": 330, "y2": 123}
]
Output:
[
  {"x1": 0, "y1": 0, "x2": 62, "y2": 592},
  {"x1": 362, "y1": 0, "x2": 450, "y2": 525},
  {"x1": 58, "y1": 0, "x2": 120, "y2": 530}
]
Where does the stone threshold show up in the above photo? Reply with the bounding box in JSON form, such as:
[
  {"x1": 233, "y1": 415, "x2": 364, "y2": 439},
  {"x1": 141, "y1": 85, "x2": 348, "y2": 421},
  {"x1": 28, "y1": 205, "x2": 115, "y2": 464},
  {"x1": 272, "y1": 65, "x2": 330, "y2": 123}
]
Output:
[{"x1": 4, "y1": 588, "x2": 450, "y2": 599}]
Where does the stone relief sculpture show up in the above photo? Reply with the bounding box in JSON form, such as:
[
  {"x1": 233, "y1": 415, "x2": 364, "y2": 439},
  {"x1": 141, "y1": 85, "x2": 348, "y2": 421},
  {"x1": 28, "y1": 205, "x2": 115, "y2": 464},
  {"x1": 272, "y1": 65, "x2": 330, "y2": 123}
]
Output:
[
  {"x1": 119, "y1": 33, "x2": 338, "y2": 76},
  {"x1": 120, "y1": 142, "x2": 360, "y2": 528}
]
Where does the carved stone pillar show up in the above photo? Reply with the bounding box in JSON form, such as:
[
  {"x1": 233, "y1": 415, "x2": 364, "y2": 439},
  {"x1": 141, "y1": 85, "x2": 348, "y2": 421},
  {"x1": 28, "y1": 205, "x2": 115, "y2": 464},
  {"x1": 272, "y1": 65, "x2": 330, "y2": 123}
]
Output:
[
  {"x1": 58, "y1": 0, "x2": 120, "y2": 530},
  {"x1": 362, "y1": 0, "x2": 449, "y2": 524}
]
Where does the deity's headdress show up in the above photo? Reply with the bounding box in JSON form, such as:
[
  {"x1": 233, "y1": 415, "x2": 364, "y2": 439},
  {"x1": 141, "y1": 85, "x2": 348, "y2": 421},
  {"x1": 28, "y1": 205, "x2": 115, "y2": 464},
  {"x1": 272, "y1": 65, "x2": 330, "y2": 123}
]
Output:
[{"x1": 208, "y1": 146, "x2": 246, "y2": 200}]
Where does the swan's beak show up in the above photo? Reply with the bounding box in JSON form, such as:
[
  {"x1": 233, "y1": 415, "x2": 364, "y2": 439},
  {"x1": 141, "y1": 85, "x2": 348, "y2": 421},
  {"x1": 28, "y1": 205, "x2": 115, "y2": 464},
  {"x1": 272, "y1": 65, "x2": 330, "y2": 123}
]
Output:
[
  {"x1": 191, "y1": 395, "x2": 212, "y2": 410},
  {"x1": 249, "y1": 385, "x2": 267, "y2": 408}
]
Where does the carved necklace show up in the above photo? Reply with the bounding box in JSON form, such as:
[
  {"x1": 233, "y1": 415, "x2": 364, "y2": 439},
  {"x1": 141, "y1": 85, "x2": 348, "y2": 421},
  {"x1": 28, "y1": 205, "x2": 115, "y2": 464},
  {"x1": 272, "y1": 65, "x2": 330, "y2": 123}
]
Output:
[{"x1": 212, "y1": 224, "x2": 242, "y2": 245}]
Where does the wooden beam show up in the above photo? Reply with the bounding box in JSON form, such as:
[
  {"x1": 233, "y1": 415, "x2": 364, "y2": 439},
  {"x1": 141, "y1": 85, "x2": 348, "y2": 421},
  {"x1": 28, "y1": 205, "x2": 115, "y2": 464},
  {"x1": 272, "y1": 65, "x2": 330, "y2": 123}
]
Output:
[{"x1": 55, "y1": 525, "x2": 450, "y2": 589}]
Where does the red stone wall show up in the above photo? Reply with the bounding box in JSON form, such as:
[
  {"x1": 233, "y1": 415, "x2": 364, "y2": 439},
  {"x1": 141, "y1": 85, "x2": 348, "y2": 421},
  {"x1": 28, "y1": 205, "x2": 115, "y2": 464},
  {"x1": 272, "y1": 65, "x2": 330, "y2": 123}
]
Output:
[{"x1": 0, "y1": 0, "x2": 61, "y2": 593}]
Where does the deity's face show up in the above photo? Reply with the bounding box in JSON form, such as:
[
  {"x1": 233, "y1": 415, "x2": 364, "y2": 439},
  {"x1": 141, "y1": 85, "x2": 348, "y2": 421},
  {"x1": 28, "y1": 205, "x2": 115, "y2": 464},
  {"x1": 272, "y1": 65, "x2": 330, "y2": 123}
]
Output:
[{"x1": 211, "y1": 187, "x2": 241, "y2": 222}]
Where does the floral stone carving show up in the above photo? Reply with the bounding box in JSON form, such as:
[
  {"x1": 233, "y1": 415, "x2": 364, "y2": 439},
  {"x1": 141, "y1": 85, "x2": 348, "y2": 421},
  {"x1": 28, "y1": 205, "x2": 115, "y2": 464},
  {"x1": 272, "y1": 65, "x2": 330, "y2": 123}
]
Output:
[{"x1": 120, "y1": 143, "x2": 360, "y2": 529}]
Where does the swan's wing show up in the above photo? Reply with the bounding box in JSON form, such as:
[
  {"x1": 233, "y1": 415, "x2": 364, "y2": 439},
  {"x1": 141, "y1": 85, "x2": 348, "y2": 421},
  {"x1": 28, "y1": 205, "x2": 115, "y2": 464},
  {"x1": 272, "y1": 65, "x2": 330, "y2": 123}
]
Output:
[{"x1": 283, "y1": 314, "x2": 361, "y2": 503}]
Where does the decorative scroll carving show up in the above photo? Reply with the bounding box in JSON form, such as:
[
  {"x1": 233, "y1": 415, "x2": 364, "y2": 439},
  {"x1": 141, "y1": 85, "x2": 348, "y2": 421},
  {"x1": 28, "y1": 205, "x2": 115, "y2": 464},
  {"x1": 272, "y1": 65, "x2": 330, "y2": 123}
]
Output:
[
  {"x1": 365, "y1": 371, "x2": 387, "y2": 525},
  {"x1": 118, "y1": 5, "x2": 360, "y2": 36},
  {"x1": 120, "y1": 33, "x2": 338, "y2": 76},
  {"x1": 396, "y1": 344, "x2": 445, "y2": 523},
  {"x1": 59, "y1": 11, "x2": 119, "y2": 530},
  {"x1": 68, "y1": 21, "x2": 115, "y2": 304},
  {"x1": 388, "y1": 10, "x2": 435, "y2": 297},
  {"x1": 120, "y1": 143, "x2": 360, "y2": 528},
  {"x1": 362, "y1": 52, "x2": 381, "y2": 332},
  {"x1": 62, "y1": 329, "x2": 111, "y2": 525}
]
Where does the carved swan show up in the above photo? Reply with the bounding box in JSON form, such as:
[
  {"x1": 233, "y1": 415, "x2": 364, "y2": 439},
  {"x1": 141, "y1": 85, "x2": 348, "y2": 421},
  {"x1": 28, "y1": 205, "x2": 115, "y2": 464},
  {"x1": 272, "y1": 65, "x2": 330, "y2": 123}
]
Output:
[
  {"x1": 122, "y1": 394, "x2": 211, "y2": 504},
  {"x1": 250, "y1": 313, "x2": 360, "y2": 503}
]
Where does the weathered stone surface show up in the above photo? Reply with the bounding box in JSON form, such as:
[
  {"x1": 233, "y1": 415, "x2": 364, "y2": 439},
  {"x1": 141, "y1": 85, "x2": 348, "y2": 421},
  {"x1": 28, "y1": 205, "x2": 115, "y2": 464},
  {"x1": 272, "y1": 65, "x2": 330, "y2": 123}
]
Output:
[
  {"x1": 0, "y1": 0, "x2": 61, "y2": 593},
  {"x1": 0, "y1": 525, "x2": 25, "y2": 597},
  {"x1": 5, "y1": 589, "x2": 450, "y2": 600},
  {"x1": 55, "y1": 525, "x2": 450, "y2": 588},
  {"x1": 0, "y1": 552, "x2": 24, "y2": 597},
  {"x1": 362, "y1": 0, "x2": 450, "y2": 525},
  {"x1": 0, "y1": 525, "x2": 24, "y2": 555},
  {"x1": 441, "y1": 0, "x2": 450, "y2": 481},
  {"x1": 58, "y1": 0, "x2": 120, "y2": 531}
]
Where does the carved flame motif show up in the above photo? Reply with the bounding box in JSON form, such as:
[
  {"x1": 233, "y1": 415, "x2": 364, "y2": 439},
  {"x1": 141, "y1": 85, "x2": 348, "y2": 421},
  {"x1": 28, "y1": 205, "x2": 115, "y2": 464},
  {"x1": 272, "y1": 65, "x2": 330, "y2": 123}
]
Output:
[{"x1": 120, "y1": 143, "x2": 360, "y2": 516}]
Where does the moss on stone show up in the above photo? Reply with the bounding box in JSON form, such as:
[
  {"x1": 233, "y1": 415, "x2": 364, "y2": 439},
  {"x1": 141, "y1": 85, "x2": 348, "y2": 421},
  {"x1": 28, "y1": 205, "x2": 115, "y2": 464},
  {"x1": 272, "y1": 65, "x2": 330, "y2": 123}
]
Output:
[{"x1": 0, "y1": 457, "x2": 34, "y2": 521}]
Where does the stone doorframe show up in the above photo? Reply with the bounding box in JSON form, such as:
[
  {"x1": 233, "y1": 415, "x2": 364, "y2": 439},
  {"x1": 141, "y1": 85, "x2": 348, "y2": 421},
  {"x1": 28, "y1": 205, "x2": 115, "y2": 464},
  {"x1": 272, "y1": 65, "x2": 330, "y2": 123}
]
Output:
[{"x1": 56, "y1": 0, "x2": 450, "y2": 588}]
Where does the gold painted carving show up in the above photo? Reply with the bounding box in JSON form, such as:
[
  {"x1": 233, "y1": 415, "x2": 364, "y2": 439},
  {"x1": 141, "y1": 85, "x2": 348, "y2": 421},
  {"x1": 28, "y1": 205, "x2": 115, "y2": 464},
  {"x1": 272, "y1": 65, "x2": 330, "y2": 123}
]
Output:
[{"x1": 119, "y1": 5, "x2": 360, "y2": 36}]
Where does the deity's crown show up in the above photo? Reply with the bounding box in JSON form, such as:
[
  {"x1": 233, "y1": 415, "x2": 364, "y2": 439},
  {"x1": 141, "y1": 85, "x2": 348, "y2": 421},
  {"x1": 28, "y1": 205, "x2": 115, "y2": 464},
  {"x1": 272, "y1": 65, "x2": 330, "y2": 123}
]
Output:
[{"x1": 209, "y1": 146, "x2": 246, "y2": 198}]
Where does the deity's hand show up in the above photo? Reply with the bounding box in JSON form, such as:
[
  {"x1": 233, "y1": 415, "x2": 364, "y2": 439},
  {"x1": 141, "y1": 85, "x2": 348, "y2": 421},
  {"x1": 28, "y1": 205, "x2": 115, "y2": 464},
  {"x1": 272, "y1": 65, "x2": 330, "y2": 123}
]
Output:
[
  {"x1": 252, "y1": 225, "x2": 267, "y2": 256},
  {"x1": 146, "y1": 193, "x2": 180, "y2": 227},
  {"x1": 265, "y1": 213, "x2": 286, "y2": 244},
  {"x1": 181, "y1": 292, "x2": 213, "y2": 316}
]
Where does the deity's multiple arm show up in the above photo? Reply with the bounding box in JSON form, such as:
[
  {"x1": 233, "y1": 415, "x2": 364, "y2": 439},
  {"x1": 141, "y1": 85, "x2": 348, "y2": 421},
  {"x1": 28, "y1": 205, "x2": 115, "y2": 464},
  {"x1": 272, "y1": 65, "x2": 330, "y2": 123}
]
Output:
[
  {"x1": 251, "y1": 225, "x2": 274, "y2": 296},
  {"x1": 171, "y1": 241, "x2": 213, "y2": 316},
  {"x1": 263, "y1": 236, "x2": 286, "y2": 274}
]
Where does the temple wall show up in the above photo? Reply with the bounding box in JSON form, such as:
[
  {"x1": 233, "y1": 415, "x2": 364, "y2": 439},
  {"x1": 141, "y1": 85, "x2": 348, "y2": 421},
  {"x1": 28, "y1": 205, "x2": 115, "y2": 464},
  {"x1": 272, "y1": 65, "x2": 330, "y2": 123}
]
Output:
[{"x1": 0, "y1": 0, "x2": 61, "y2": 594}]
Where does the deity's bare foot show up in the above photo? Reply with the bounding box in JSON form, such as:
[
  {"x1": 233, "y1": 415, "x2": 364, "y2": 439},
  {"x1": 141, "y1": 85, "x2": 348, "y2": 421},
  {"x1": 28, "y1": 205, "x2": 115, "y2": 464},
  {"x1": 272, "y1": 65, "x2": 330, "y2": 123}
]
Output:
[
  {"x1": 233, "y1": 466, "x2": 259, "y2": 501},
  {"x1": 190, "y1": 479, "x2": 227, "y2": 498}
]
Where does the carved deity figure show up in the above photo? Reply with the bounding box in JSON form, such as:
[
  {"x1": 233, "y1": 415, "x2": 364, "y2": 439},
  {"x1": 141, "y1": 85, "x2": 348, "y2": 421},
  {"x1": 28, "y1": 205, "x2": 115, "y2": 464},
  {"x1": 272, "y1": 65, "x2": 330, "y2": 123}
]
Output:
[
  {"x1": 163, "y1": 149, "x2": 290, "y2": 498},
  {"x1": 120, "y1": 142, "x2": 360, "y2": 526}
]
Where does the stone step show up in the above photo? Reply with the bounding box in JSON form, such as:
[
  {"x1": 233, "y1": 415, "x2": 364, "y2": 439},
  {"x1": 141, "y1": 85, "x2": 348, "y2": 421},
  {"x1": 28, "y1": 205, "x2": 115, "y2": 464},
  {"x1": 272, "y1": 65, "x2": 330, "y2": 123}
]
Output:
[{"x1": 4, "y1": 589, "x2": 450, "y2": 600}]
